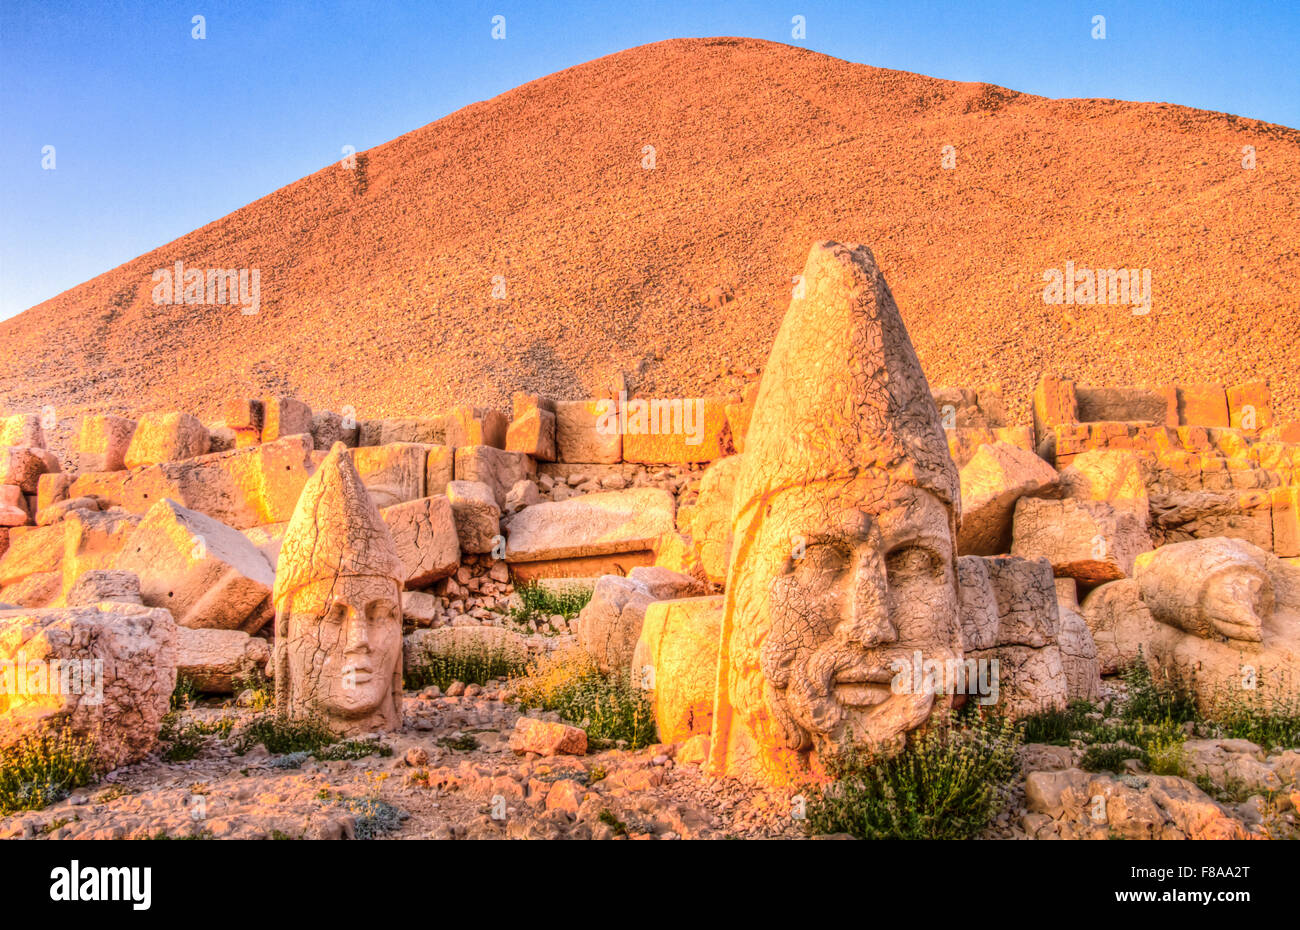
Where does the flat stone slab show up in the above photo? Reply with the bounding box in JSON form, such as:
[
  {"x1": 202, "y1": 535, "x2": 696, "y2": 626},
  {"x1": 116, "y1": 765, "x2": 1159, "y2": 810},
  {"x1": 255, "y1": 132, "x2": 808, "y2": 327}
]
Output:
[{"x1": 505, "y1": 488, "x2": 674, "y2": 563}]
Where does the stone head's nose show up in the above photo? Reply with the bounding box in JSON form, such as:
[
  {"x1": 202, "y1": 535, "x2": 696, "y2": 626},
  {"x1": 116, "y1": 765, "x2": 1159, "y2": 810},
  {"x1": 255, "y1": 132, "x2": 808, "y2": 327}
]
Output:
[{"x1": 839, "y1": 548, "x2": 898, "y2": 649}]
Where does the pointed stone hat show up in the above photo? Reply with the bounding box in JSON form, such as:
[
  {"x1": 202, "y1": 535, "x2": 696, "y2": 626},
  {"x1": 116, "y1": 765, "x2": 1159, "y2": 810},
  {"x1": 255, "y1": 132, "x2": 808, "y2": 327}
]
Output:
[
  {"x1": 730, "y1": 241, "x2": 959, "y2": 528},
  {"x1": 273, "y1": 441, "x2": 404, "y2": 608}
]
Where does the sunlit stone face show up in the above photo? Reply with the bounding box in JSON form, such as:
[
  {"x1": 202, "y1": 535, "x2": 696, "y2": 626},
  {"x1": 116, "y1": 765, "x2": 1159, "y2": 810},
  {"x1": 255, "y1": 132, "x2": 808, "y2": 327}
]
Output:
[
  {"x1": 735, "y1": 477, "x2": 960, "y2": 766},
  {"x1": 285, "y1": 574, "x2": 402, "y2": 728}
]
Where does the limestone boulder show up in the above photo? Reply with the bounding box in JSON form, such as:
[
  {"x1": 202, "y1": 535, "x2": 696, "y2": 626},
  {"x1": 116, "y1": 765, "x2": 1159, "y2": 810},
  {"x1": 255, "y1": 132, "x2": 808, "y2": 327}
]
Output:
[
  {"x1": 0, "y1": 446, "x2": 58, "y2": 494},
  {"x1": 36, "y1": 496, "x2": 101, "y2": 526},
  {"x1": 506, "y1": 488, "x2": 675, "y2": 564},
  {"x1": 176, "y1": 627, "x2": 271, "y2": 693},
  {"x1": 61, "y1": 508, "x2": 142, "y2": 596},
  {"x1": 509, "y1": 717, "x2": 587, "y2": 757},
  {"x1": 260, "y1": 396, "x2": 313, "y2": 443},
  {"x1": 64, "y1": 569, "x2": 142, "y2": 606},
  {"x1": 1133, "y1": 537, "x2": 1272, "y2": 642},
  {"x1": 446, "y1": 405, "x2": 508, "y2": 449},
  {"x1": 1058, "y1": 449, "x2": 1150, "y2": 521},
  {"x1": 454, "y1": 445, "x2": 536, "y2": 509},
  {"x1": 690, "y1": 455, "x2": 743, "y2": 585},
  {"x1": 506, "y1": 406, "x2": 557, "y2": 461},
  {"x1": 36, "y1": 472, "x2": 75, "y2": 513},
  {"x1": 632, "y1": 595, "x2": 723, "y2": 744},
  {"x1": 0, "y1": 523, "x2": 64, "y2": 588},
  {"x1": 0, "y1": 485, "x2": 27, "y2": 527},
  {"x1": 504, "y1": 479, "x2": 541, "y2": 514},
  {"x1": 958, "y1": 441, "x2": 1059, "y2": 556},
  {"x1": 115, "y1": 499, "x2": 275, "y2": 631},
  {"x1": 124, "y1": 412, "x2": 209, "y2": 469},
  {"x1": 346, "y1": 443, "x2": 428, "y2": 508},
  {"x1": 75, "y1": 415, "x2": 136, "y2": 472},
  {"x1": 575, "y1": 569, "x2": 702, "y2": 674},
  {"x1": 554, "y1": 400, "x2": 621, "y2": 464},
  {"x1": 446, "y1": 480, "x2": 502, "y2": 554},
  {"x1": 425, "y1": 445, "x2": 455, "y2": 497},
  {"x1": 1012, "y1": 497, "x2": 1151, "y2": 585},
  {"x1": 380, "y1": 496, "x2": 460, "y2": 588},
  {"x1": 0, "y1": 413, "x2": 46, "y2": 449},
  {"x1": 0, "y1": 603, "x2": 177, "y2": 770}
]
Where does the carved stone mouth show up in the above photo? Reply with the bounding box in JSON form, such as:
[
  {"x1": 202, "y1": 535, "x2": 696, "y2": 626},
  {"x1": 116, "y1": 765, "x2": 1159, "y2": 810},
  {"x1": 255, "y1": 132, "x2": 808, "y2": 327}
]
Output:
[{"x1": 831, "y1": 681, "x2": 892, "y2": 707}]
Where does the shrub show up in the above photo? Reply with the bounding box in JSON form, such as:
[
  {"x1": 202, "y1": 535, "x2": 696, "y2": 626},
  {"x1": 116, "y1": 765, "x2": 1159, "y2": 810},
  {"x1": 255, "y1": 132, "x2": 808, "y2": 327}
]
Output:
[
  {"x1": 509, "y1": 581, "x2": 593, "y2": 628},
  {"x1": 1080, "y1": 743, "x2": 1147, "y2": 773},
  {"x1": 170, "y1": 674, "x2": 199, "y2": 711},
  {"x1": 1121, "y1": 657, "x2": 1199, "y2": 727},
  {"x1": 1146, "y1": 731, "x2": 1189, "y2": 777},
  {"x1": 313, "y1": 738, "x2": 393, "y2": 761},
  {"x1": 804, "y1": 711, "x2": 1021, "y2": 840},
  {"x1": 1020, "y1": 701, "x2": 1097, "y2": 745},
  {"x1": 1203, "y1": 678, "x2": 1300, "y2": 751},
  {"x1": 231, "y1": 664, "x2": 273, "y2": 712},
  {"x1": 404, "y1": 644, "x2": 528, "y2": 691},
  {"x1": 159, "y1": 712, "x2": 236, "y2": 762},
  {"x1": 233, "y1": 712, "x2": 336, "y2": 756},
  {"x1": 510, "y1": 646, "x2": 657, "y2": 749},
  {"x1": 0, "y1": 729, "x2": 98, "y2": 815}
]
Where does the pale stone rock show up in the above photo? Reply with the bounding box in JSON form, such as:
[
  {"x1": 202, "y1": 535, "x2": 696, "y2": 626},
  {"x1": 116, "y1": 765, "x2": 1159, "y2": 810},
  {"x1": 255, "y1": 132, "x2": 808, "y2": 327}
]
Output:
[
  {"x1": 64, "y1": 569, "x2": 141, "y2": 606},
  {"x1": 61, "y1": 508, "x2": 142, "y2": 598},
  {"x1": 75, "y1": 415, "x2": 136, "y2": 472},
  {"x1": 260, "y1": 396, "x2": 313, "y2": 443},
  {"x1": 506, "y1": 407, "x2": 557, "y2": 461},
  {"x1": 1058, "y1": 449, "x2": 1150, "y2": 521},
  {"x1": 958, "y1": 441, "x2": 1058, "y2": 556},
  {"x1": 1057, "y1": 600, "x2": 1102, "y2": 703},
  {"x1": 360, "y1": 416, "x2": 448, "y2": 447},
  {"x1": 425, "y1": 445, "x2": 455, "y2": 497},
  {"x1": 0, "y1": 571, "x2": 61, "y2": 609},
  {"x1": 633, "y1": 595, "x2": 723, "y2": 744},
  {"x1": 310, "y1": 410, "x2": 359, "y2": 450},
  {"x1": 0, "y1": 414, "x2": 45, "y2": 449},
  {"x1": 36, "y1": 472, "x2": 75, "y2": 513},
  {"x1": 0, "y1": 446, "x2": 58, "y2": 494},
  {"x1": 206, "y1": 424, "x2": 237, "y2": 453},
  {"x1": 36, "y1": 496, "x2": 101, "y2": 526},
  {"x1": 124, "y1": 412, "x2": 210, "y2": 469},
  {"x1": 380, "y1": 496, "x2": 460, "y2": 588},
  {"x1": 509, "y1": 717, "x2": 587, "y2": 756},
  {"x1": 710, "y1": 242, "x2": 962, "y2": 786},
  {"x1": 506, "y1": 488, "x2": 675, "y2": 563},
  {"x1": 0, "y1": 603, "x2": 177, "y2": 770},
  {"x1": 1182, "y1": 739, "x2": 1280, "y2": 795},
  {"x1": 446, "y1": 405, "x2": 508, "y2": 449},
  {"x1": 177, "y1": 627, "x2": 270, "y2": 693},
  {"x1": 346, "y1": 443, "x2": 428, "y2": 508},
  {"x1": 241, "y1": 522, "x2": 287, "y2": 570},
  {"x1": 621, "y1": 396, "x2": 732, "y2": 464},
  {"x1": 1012, "y1": 497, "x2": 1151, "y2": 585},
  {"x1": 446, "y1": 480, "x2": 502, "y2": 555},
  {"x1": 454, "y1": 445, "x2": 536, "y2": 509},
  {"x1": 401, "y1": 590, "x2": 439, "y2": 627},
  {"x1": 504, "y1": 479, "x2": 541, "y2": 514},
  {"x1": 273, "y1": 444, "x2": 404, "y2": 736},
  {"x1": 554, "y1": 400, "x2": 621, "y2": 464},
  {"x1": 0, "y1": 485, "x2": 27, "y2": 527},
  {"x1": 576, "y1": 575, "x2": 657, "y2": 674},
  {"x1": 0, "y1": 523, "x2": 64, "y2": 587},
  {"x1": 116, "y1": 499, "x2": 274, "y2": 631}
]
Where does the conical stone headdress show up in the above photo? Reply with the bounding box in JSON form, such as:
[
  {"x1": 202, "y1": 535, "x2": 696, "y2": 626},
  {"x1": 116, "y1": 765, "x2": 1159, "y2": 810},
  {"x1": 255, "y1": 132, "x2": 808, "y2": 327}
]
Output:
[{"x1": 273, "y1": 442, "x2": 404, "y2": 610}]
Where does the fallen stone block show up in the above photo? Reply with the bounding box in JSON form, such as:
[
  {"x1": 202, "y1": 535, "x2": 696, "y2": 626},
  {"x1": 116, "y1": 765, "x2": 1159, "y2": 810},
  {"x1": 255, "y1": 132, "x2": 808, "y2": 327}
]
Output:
[
  {"x1": 359, "y1": 416, "x2": 449, "y2": 446},
  {"x1": 36, "y1": 472, "x2": 75, "y2": 513},
  {"x1": 61, "y1": 508, "x2": 142, "y2": 597},
  {"x1": 509, "y1": 717, "x2": 587, "y2": 757},
  {"x1": 75, "y1": 415, "x2": 137, "y2": 472},
  {"x1": 958, "y1": 441, "x2": 1058, "y2": 556},
  {"x1": 260, "y1": 396, "x2": 313, "y2": 443},
  {"x1": 310, "y1": 410, "x2": 359, "y2": 450},
  {"x1": 554, "y1": 400, "x2": 621, "y2": 463},
  {"x1": 0, "y1": 414, "x2": 46, "y2": 449},
  {"x1": 380, "y1": 496, "x2": 460, "y2": 588},
  {"x1": 632, "y1": 595, "x2": 723, "y2": 744},
  {"x1": 36, "y1": 496, "x2": 101, "y2": 526},
  {"x1": 0, "y1": 522, "x2": 64, "y2": 588},
  {"x1": 1057, "y1": 449, "x2": 1150, "y2": 520},
  {"x1": 124, "y1": 412, "x2": 209, "y2": 469},
  {"x1": 0, "y1": 602, "x2": 177, "y2": 770},
  {"x1": 64, "y1": 569, "x2": 142, "y2": 606},
  {"x1": 1226, "y1": 381, "x2": 1273, "y2": 431},
  {"x1": 446, "y1": 405, "x2": 507, "y2": 449},
  {"x1": 946, "y1": 425, "x2": 1036, "y2": 469},
  {"x1": 454, "y1": 445, "x2": 535, "y2": 509},
  {"x1": 446, "y1": 480, "x2": 501, "y2": 555},
  {"x1": 506, "y1": 488, "x2": 674, "y2": 563},
  {"x1": 621, "y1": 397, "x2": 732, "y2": 464},
  {"x1": 1175, "y1": 383, "x2": 1230, "y2": 428},
  {"x1": 506, "y1": 406, "x2": 557, "y2": 461},
  {"x1": 425, "y1": 445, "x2": 455, "y2": 497},
  {"x1": 0, "y1": 570, "x2": 61, "y2": 609},
  {"x1": 0, "y1": 485, "x2": 27, "y2": 527},
  {"x1": 347, "y1": 442, "x2": 428, "y2": 508},
  {"x1": 115, "y1": 499, "x2": 275, "y2": 631},
  {"x1": 1012, "y1": 497, "x2": 1151, "y2": 585},
  {"x1": 176, "y1": 627, "x2": 270, "y2": 693},
  {"x1": 576, "y1": 574, "x2": 657, "y2": 673},
  {"x1": 0, "y1": 446, "x2": 58, "y2": 494}
]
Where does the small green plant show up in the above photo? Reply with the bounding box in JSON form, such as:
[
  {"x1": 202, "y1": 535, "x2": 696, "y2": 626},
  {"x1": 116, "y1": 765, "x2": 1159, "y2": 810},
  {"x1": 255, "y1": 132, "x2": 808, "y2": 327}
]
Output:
[
  {"x1": 159, "y1": 712, "x2": 236, "y2": 762},
  {"x1": 804, "y1": 711, "x2": 1021, "y2": 840},
  {"x1": 509, "y1": 581, "x2": 593, "y2": 628},
  {"x1": 170, "y1": 674, "x2": 199, "y2": 711},
  {"x1": 404, "y1": 644, "x2": 528, "y2": 691},
  {"x1": 0, "y1": 729, "x2": 97, "y2": 815},
  {"x1": 1203, "y1": 678, "x2": 1300, "y2": 751},
  {"x1": 597, "y1": 808, "x2": 629, "y2": 837},
  {"x1": 233, "y1": 712, "x2": 336, "y2": 756},
  {"x1": 1080, "y1": 744, "x2": 1147, "y2": 773},
  {"x1": 1146, "y1": 732, "x2": 1189, "y2": 777},
  {"x1": 437, "y1": 734, "x2": 480, "y2": 752},
  {"x1": 314, "y1": 738, "x2": 394, "y2": 761},
  {"x1": 231, "y1": 664, "x2": 273, "y2": 712},
  {"x1": 511, "y1": 647, "x2": 657, "y2": 748},
  {"x1": 1020, "y1": 701, "x2": 1097, "y2": 745},
  {"x1": 1121, "y1": 657, "x2": 1199, "y2": 727}
]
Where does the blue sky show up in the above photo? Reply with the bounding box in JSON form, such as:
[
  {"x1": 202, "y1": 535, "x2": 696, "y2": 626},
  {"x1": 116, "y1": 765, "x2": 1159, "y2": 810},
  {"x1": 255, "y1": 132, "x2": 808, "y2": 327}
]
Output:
[{"x1": 2, "y1": 0, "x2": 1297, "y2": 321}]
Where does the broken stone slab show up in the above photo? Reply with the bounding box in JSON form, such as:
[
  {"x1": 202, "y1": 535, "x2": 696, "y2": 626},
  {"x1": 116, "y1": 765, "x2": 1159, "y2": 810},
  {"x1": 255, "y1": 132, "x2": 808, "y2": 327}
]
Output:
[
  {"x1": 454, "y1": 445, "x2": 536, "y2": 509},
  {"x1": 310, "y1": 410, "x2": 359, "y2": 450},
  {"x1": 0, "y1": 602, "x2": 177, "y2": 770},
  {"x1": 346, "y1": 442, "x2": 429, "y2": 508},
  {"x1": 509, "y1": 551, "x2": 657, "y2": 582},
  {"x1": 358, "y1": 416, "x2": 449, "y2": 447},
  {"x1": 506, "y1": 406, "x2": 557, "y2": 461},
  {"x1": 0, "y1": 446, "x2": 59, "y2": 494},
  {"x1": 0, "y1": 522, "x2": 64, "y2": 588},
  {"x1": 1012, "y1": 497, "x2": 1151, "y2": 585},
  {"x1": 64, "y1": 569, "x2": 142, "y2": 606},
  {"x1": 632, "y1": 595, "x2": 723, "y2": 744},
  {"x1": 260, "y1": 396, "x2": 313, "y2": 443},
  {"x1": 0, "y1": 485, "x2": 27, "y2": 527},
  {"x1": 506, "y1": 488, "x2": 675, "y2": 563},
  {"x1": 946, "y1": 425, "x2": 1036, "y2": 469},
  {"x1": 116, "y1": 499, "x2": 275, "y2": 631},
  {"x1": 36, "y1": 472, "x2": 75, "y2": 513},
  {"x1": 75, "y1": 415, "x2": 137, "y2": 472},
  {"x1": 445, "y1": 480, "x2": 501, "y2": 555},
  {"x1": 424, "y1": 444, "x2": 455, "y2": 497},
  {"x1": 445, "y1": 405, "x2": 507, "y2": 449},
  {"x1": 0, "y1": 414, "x2": 46, "y2": 449},
  {"x1": 621, "y1": 396, "x2": 733, "y2": 464},
  {"x1": 177, "y1": 627, "x2": 270, "y2": 693},
  {"x1": 36, "y1": 496, "x2": 101, "y2": 526},
  {"x1": 958, "y1": 441, "x2": 1058, "y2": 556},
  {"x1": 403, "y1": 625, "x2": 529, "y2": 674},
  {"x1": 1057, "y1": 449, "x2": 1150, "y2": 520},
  {"x1": 509, "y1": 716, "x2": 587, "y2": 757},
  {"x1": 61, "y1": 508, "x2": 142, "y2": 599},
  {"x1": 380, "y1": 496, "x2": 460, "y2": 588},
  {"x1": 554, "y1": 400, "x2": 621, "y2": 464},
  {"x1": 124, "y1": 412, "x2": 210, "y2": 469},
  {"x1": 504, "y1": 479, "x2": 541, "y2": 514}
]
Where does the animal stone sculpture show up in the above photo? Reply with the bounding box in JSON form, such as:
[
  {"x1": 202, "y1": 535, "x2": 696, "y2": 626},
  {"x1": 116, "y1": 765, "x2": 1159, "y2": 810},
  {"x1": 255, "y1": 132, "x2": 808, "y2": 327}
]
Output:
[{"x1": 272, "y1": 443, "x2": 404, "y2": 735}]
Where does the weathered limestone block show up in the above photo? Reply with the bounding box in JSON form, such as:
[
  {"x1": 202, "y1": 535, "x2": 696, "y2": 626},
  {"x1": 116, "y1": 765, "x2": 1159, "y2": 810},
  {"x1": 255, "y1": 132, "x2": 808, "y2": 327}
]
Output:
[
  {"x1": 60, "y1": 508, "x2": 141, "y2": 598},
  {"x1": 945, "y1": 426, "x2": 1036, "y2": 470},
  {"x1": 346, "y1": 443, "x2": 428, "y2": 508},
  {"x1": 632, "y1": 595, "x2": 723, "y2": 744},
  {"x1": 0, "y1": 485, "x2": 27, "y2": 527},
  {"x1": 0, "y1": 414, "x2": 46, "y2": 449},
  {"x1": 177, "y1": 627, "x2": 270, "y2": 693},
  {"x1": 1134, "y1": 538, "x2": 1272, "y2": 642},
  {"x1": 359, "y1": 416, "x2": 448, "y2": 447},
  {"x1": 555, "y1": 400, "x2": 621, "y2": 464},
  {"x1": 446, "y1": 480, "x2": 501, "y2": 555},
  {"x1": 1149, "y1": 489, "x2": 1273, "y2": 550},
  {"x1": 261, "y1": 396, "x2": 313, "y2": 443},
  {"x1": 506, "y1": 488, "x2": 674, "y2": 563},
  {"x1": 1033, "y1": 375, "x2": 1079, "y2": 458},
  {"x1": 0, "y1": 446, "x2": 58, "y2": 494},
  {"x1": 1226, "y1": 381, "x2": 1272, "y2": 431},
  {"x1": 1057, "y1": 600, "x2": 1102, "y2": 703},
  {"x1": 124, "y1": 412, "x2": 209, "y2": 469},
  {"x1": 1175, "y1": 384, "x2": 1230, "y2": 428},
  {"x1": 724, "y1": 382, "x2": 759, "y2": 454},
  {"x1": 273, "y1": 443, "x2": 404, "y2": 736},
  {"x1": 454, "y1": 445, "x2": 536, "y2": 508},
  {"x1": 380, "y1": 496, "x2": 460, "y2": 588},
  {"x1": 1012, "y1": 497, "x2": 1151, "y2": 585},
  {"x1": 241, "y1": 522, "x2": 287, "y2": 571},
  {"x1": 403, "y1": 626, "x2": 528, "y2": 675},
  {"x1": 0, "y1": 571, "x2": 61, "y2": 609},
  {"x1": 310, "y1": 410, "x2": 359, "y2": 450},
  {"x1": 0, "y1": 523, "x2": 65, "y2": 587},
  {"x1": 505, "y1": 406, "x2": 557, "y2": 461},
  {"x1": 509, "y1": 717, "x2": 587, "y2": 757},
  {"x1": 75, "y1": 415, "x2": 137, "y2": 472},
  {"x1": 36, "y1": 472, "x2": 75, "y2": 513},
  {"x1": 958, "y1": 441, "x2": 1058, "y2": 556},
  {"x1": 1057, "y1": 449, "x2": 1150, "y2": 520},
  {"x1": 116, "y1": 499, "x2": 275, "y2": 631},
  {"x1": 1075, "y1": 385, "x2": 1177, "y2": 428},
  {"x1": 36, "y1": 496, "x2": 101, "y2": 526},
  {"x1": 425, "y1": 445, "x2": 455, "y2": 497},
  {"x1": 446, "y1": 405, "x2": 507, "y2": 450},
  {"x1": 0, "y1": 603, "x2": 177, "y2": 769},
  {"x1": 511, "y1": 392, "x2": 557, "y2": 421},
  {"x1": 709, "y1": 242, "x2": 964, "y2": 786},
  {"x1": 64, "y1": 569, "x2": 142, "y2": 606},
  {"x1": 576, "y1": 574, "x2": 654, "y2": 673},
  {"x1": 689, "y1": 455, "x2": 742, "y2": 585},
  {"x1": 621, "y1": 397, "x2": 732, "y2": 464},
  {"x1": 1273, "y1": 485, "x2": 1300, "y2": 558}
]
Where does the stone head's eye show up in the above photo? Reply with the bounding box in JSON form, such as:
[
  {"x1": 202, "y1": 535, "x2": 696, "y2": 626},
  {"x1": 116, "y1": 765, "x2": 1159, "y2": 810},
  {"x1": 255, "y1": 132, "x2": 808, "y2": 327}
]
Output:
[
  {"x1": 795, "y1": 543, "x2": 850, "y2": 579},
  {"x1": 368, "y1": 601, "x2": 397, "y2": 623},
  {"x1": 886, "y1": 546, "x2": 938, "y2": 580},
  {"x1": 324, "y1": 602, "x2": 346, "y2": 624}
]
